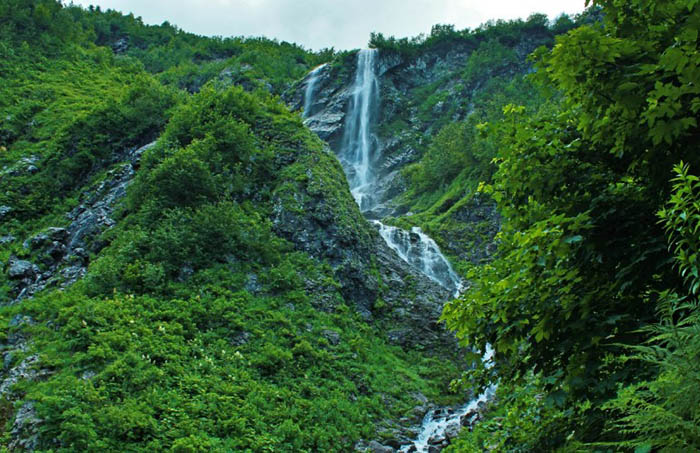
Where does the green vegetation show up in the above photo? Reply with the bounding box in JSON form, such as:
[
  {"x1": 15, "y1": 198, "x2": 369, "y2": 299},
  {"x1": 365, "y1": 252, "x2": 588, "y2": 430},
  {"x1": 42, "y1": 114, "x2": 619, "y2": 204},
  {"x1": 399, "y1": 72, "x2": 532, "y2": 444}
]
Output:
[
  {"x1": 368, "y1": 13, "x2": 581, "y2": 58},
  {"x1": 442, "y1": 0, "x2": 700, "y2": 450},
  {"x1": 0, "y1": 2, "x2": 461, "y2": 451},
  {"x1": 4, "y1": 0, "x2": 700, "y2": 451}
]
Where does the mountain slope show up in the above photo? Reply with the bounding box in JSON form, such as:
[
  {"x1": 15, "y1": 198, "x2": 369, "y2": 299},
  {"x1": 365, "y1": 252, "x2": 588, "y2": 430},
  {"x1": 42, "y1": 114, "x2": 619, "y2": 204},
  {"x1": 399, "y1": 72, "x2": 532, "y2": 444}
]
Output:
[{"x1": 0, "y1": 3, "x2": 464, "y2": 451}]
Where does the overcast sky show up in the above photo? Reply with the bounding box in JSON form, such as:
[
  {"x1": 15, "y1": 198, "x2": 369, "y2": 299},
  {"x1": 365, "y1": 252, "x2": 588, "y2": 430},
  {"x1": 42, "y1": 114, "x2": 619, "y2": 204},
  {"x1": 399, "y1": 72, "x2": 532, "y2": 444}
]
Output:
[{"x1": 68, "y1": 0, "x2": 586, "y2": 50}]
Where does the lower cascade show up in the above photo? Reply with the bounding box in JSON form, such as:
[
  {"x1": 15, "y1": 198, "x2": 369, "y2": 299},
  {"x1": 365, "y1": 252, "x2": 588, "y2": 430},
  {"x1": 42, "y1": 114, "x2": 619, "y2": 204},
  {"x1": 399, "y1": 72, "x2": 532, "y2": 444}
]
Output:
[
  {"x1": 374, "y1": 221, "x2": 462, "y2": 295},
  {"x1": 400, "y1": 346, "x2": 495, "y2": 452},
  {"x1": 399, "y1": 387, "x2": 496, "y2": 453}
]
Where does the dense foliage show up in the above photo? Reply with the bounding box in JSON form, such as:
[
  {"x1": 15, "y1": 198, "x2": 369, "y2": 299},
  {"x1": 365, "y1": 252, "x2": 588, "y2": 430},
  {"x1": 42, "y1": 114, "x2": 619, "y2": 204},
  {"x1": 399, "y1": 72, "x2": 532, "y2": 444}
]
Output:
[
  {"x1": 4, "y1": 0, "x2": 700, "y2": 451},
  {"x1": 0, "y1": 2, "x2": 461, "y2": 451},
  {"x1": 443, "y1": 0, "x2": 700, "y2": 450},
  {"x1": 368, "y1": 13, "x2": 582, "y2": 58}
]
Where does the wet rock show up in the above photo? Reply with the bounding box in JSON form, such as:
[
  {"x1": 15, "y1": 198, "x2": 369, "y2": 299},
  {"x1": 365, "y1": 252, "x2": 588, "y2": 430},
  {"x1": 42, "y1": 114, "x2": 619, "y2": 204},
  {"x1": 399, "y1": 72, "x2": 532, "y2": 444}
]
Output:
[
  {"x1": 321, "y1": 329, "x2": 340, "y2": 345},
  {"x1": 9, "y1": 402, "x2": 41, "y2": 452},
  {"x1": 444, "y1": 421, "x2": 461, "y2": 439},
  {"x1": 0, "y1": 235, "x2": 15, "y2": 245},
  {"x1": 428, "y1": 433, "x2": 445, "y2": 446},
  {"x1": 460, "y1": 409, "x2": 480, "y2": 429},
  {"x1": 7, "y1": 259, "x2": 38, "y2": 279}
]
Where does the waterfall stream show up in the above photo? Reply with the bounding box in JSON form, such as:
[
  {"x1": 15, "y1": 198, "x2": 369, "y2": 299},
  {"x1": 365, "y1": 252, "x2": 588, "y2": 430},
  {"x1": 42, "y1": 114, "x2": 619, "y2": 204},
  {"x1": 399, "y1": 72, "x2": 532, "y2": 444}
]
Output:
[
  {"x1": 338, "y1": 49, "x2": 461, "y2": 293},
  {"x1": 398, "y1": 346, "x2": 495, "y2": 453},
  {"x1": 374, "y1": 222, "x2": 462, "y2": 297},
  {"x1": 341, "y1": 49, "x2": 379, "y2": 211},
  {"x1": 303, "y1": 63, "x2": 327, "y2": 118},
  {"x1": 302, "y1": 49, "x2": 490, "y2": 452}
]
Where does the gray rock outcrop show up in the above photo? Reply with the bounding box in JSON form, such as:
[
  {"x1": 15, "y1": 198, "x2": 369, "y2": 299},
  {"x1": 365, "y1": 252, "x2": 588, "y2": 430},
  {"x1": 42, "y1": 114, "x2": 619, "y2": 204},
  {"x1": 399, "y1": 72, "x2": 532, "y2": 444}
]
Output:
[{"x1": 4, "y1": 142, "x2": 154, "y2": 303}]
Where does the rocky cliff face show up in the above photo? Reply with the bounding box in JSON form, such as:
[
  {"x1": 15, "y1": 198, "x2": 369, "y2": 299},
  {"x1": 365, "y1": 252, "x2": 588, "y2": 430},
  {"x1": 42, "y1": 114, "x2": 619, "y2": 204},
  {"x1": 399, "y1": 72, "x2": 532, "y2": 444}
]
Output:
[
  {"x1": 268, "y1": 140, "x2": 454, "y2": 349},
  {"x1": 286, "y1": 30, "x2": 549, "y2": 224}
]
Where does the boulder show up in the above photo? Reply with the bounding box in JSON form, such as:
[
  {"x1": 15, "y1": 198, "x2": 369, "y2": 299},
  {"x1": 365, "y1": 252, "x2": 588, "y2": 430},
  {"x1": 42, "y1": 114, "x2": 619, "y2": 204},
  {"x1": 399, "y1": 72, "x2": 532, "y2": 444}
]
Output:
[
  {"x1": 0, "y1": 205, "x2": 12, "y2": 219},
  {"x1": 8, "y1": 259, "x2": 38, "y2": 279},
  {"x1": 367, "y1": 440, "x2": 395, "y2": 453},
  {"x1": 444, "y1": 421, "x2": 461, "y2": 439}
]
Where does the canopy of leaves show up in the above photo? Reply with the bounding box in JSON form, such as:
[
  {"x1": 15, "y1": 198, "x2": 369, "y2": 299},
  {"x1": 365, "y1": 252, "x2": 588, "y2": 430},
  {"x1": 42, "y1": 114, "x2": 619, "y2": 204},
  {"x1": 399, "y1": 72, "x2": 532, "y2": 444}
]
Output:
[{"x1": 443, "y1": 0, "x2": 700, "y2": 449}]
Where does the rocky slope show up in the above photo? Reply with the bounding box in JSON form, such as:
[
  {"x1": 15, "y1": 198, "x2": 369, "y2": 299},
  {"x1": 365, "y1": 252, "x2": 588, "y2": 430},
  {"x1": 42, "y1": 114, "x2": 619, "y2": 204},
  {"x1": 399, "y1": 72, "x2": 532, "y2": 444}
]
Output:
[{"x1": 0, "y1": 9, "x2": 463, "y2": 446}]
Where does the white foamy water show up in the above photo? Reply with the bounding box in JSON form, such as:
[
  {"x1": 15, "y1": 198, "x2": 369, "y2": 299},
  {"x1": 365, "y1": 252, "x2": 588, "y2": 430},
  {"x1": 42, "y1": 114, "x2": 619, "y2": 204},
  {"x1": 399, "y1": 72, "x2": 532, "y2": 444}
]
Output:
[
  {"x1": 400, "y1": 346, "x2": 495, "y2": 453},
  {"x1": 303, "y1": 63, "x2": 327, "y2": 118},
  {"x1": 374, "y1": 221, "x2": 462, "y2": 295},
  {"x1": 341, "y1": 49, "x2": 379, "y2": 211}
]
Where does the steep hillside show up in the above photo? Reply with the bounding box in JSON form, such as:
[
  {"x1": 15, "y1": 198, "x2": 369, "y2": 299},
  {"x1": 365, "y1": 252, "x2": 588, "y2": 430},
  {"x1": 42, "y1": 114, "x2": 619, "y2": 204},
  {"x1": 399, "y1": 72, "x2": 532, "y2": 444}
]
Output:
[
  {"x1": 5, "y1": 0, "x2": 697, "y2": 452},
  {"x1": 0, "y1": 2, "x2": 464, "y2": 451}
]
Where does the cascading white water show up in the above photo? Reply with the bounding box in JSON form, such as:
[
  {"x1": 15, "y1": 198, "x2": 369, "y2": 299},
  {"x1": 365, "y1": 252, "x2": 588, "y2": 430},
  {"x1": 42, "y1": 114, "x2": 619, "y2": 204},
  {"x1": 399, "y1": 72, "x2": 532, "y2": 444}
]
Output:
[
  {"x1": 399, "y1": 347, "x2": 495, "y2": 453},
  {"x1": 341, "y1": 49, "x2": 379, "y2": 211},
  {"x1": 374, "y1": 222, "x2": 462, "y2": 296},
  {"x1": 303, "y1": 64, "x2": 327, "y2": 118},
  {"x1": 337, "y1": 50, "x2": 461, "y2": 293}
]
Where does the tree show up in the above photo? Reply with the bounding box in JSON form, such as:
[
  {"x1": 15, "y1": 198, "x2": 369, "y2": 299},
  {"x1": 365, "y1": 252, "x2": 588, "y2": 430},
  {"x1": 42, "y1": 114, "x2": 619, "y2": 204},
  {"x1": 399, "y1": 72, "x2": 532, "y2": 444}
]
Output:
[{"x1": 443, "y1": 0, "x2": 700, "y2": 446}]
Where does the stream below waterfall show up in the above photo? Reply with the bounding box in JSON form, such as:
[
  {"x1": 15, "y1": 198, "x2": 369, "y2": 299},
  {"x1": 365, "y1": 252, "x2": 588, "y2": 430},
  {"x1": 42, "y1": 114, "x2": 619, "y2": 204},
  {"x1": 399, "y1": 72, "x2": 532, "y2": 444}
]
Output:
[{"x1": 303, "y1": 48, "x2": 492, "y2": 451}]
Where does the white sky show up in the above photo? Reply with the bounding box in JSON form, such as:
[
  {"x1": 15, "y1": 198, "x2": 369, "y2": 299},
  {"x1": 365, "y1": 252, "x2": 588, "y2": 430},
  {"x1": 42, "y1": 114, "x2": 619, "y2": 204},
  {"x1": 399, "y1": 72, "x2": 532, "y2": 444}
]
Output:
[{"x1": 67, "y1": 0, "x2": 586, "y2": 51}]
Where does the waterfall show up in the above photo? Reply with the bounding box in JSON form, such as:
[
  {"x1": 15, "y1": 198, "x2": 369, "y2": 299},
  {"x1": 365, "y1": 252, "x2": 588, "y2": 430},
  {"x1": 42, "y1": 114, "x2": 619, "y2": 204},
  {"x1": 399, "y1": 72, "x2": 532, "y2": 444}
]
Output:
[
  {"x1": 374, "y1": 222, "x2": 462, "y2": 296},
  {"x1": 338, "y1": 49, "x2": 461, "y2": 293},
  {"x1": 337, "y1": 49, "x2": 492, "y2": 451},
  {"x1": 341, "y1": 49, "x2": 379, "y2": 211},
  {"x1": 303, "y1": 64, "x2": 327, "y2": 118}
]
